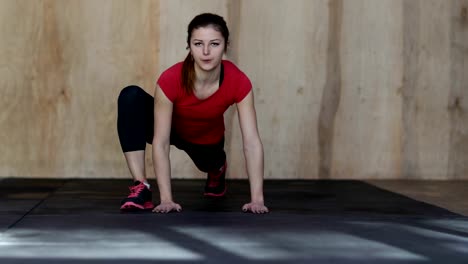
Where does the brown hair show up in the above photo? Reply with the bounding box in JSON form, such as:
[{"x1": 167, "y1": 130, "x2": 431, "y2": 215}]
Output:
[{"x1": 181, "y1": 13, "x2": 230, "y2": 95}]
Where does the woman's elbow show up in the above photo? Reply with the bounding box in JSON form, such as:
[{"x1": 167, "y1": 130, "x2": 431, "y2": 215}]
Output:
[
  {"x1": 243, "y1": 137, "x2": 263, "y2": 153},
  {"x1": 153, "y1": 137, "x2": 170, "y2": 152}
]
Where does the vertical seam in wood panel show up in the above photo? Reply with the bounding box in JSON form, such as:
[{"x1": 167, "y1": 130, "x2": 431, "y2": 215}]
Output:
[
  {"x1": 318, "y1": 0, "x2": 343, "y2": 179},
  {"x1": 448, "y1": 0, "x2": 455, "y2": 179},
  {"x1": 226, "y1": 0, "x2": 241, "y2": 63},
  {"x1": 36, "y1": 0, "x2": 67, "y2": 176},
  {"x1": 225, "y1": 0, "x2": 242, "y2": 177},
  {"x1": 401, "y1": 0, "x2": 421, "y2": 179},
  {"x1": 448, "y1": 0, "x2": 468, "y2": 179}
]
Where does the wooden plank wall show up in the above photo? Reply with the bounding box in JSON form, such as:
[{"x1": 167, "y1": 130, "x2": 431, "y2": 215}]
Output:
[{"x1": 0, "y1": 0, "x2": 466, "y2": 179}]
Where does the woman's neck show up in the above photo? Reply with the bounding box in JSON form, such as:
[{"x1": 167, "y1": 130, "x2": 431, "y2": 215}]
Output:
[{"x1": 194, "y1": 63, "x2": 221, "y2": 87}]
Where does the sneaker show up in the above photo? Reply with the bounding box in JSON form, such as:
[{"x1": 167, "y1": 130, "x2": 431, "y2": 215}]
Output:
[
  {"x1": 120, "y1": 181, "x2": 154, "y2": 211},
  {"x1": 204, "y1": 161, "x2": 227, "y2": 197}
]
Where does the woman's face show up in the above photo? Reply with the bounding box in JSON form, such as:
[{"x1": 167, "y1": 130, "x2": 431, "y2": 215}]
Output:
[{"x1": 189, "y1": 26, "x2": 225, "y2": 72}]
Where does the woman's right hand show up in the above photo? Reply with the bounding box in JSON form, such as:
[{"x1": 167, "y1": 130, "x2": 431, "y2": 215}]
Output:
[{"x1": 152, "y1": 201, "x2": 182, "y2": 213}]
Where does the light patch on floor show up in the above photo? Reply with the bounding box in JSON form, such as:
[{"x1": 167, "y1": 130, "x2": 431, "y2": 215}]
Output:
[
  {"x1": 346, "y1": 219, "x2": 468, "y2": 256},
  {"x1": 422, "y1": 219, "x2": 468, "y2": 234},
  {"x1": 0, "y1": 229, "x2": 202, "y2": 260},
  {"x1": 396, "y1": 224, "x2": 468, "y2": 243},
  {"x1": 172, "y1": 226, "x2": 426, "y2": 261},
  {"x1": 396, "y1": 223, "x2": 468, "y2": 255}
]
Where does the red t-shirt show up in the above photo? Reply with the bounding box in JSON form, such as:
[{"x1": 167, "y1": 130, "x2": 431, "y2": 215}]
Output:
[{"x1": 157, "y1": 60, "x2": 252, "y2": 145}]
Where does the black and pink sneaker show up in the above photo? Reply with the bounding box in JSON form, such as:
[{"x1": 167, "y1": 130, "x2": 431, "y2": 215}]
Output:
[
  {"x1": 120, "y1": 181, "x2": 154, "y2": 212},
  {"x1": 204, "y1": 161, "x2": 227, "y2": 197}
]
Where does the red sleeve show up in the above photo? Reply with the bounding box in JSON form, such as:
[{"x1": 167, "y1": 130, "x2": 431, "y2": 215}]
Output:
[
  {"x1": 156, "y1": 65, "x2": 180, "y2": 102},
  {"x1": 234, "y1": 72, "x2": 252, "y2": 103}
]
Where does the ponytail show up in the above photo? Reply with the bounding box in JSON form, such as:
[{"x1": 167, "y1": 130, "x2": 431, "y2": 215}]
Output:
[{"x1": 181, "y1": 52, "x2": 195, "y2": 95}]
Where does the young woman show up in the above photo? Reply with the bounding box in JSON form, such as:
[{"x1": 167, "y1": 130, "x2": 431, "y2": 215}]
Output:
[{"x1": 117, "y1": 13, "x2": 268, "y2": 214}]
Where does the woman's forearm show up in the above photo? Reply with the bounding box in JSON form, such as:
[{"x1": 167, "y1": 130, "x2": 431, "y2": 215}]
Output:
[
  {"x1": 153, "y1": 143, "x2": 173, "y2": 202},
  {"x1": 243, "y1": 140, "x2": 265, "y2": 203}
]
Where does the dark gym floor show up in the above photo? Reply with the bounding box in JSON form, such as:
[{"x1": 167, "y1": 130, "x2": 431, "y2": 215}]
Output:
[{"x1": 0, "y1": 178, "x2": 467, "y2": 264}]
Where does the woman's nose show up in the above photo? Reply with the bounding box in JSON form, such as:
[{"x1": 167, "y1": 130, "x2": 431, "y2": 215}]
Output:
[{"x1": 203, "y1": 45, "x2": 210, "y2": 55}]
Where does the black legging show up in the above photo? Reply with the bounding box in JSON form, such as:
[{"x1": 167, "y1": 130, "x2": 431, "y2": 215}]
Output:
[{"x1": 117, "y1": 85, "x2": 226, "y2": 172}]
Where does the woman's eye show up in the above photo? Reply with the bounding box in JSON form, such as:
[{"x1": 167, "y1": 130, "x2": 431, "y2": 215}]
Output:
[
  {"x1": 211, "y1": 43, "x2": 220, "y2": 46},
  {"x1": 194, "y1": 43, "x2": 202, "y2": 46}
]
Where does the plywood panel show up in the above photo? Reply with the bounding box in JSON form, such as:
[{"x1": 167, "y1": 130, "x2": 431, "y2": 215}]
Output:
[
  {"x1": 0, "y1": 0, "x2": 42, "y2": 176},
  {"x1": 0, "y1": 0, "x2": 159, "y2": 177},
  {"x1": 0, "y1": 0, "x2": 467, "y2": 180},
  {"x1": 402, "y1": 0, "x2": 452, "y2": 179},
  {"x1": 229, "y1": 0, "x2": 328, "y2": 179},
  {"x1": 448, "y1": 0, "x2": 468, "y2": 179},
  {"x1": 331, "y1": 0, "x2": 404, "y2": 179}
]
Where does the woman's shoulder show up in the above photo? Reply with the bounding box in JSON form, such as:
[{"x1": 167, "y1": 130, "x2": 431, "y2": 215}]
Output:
[
  {"x1": 223, "y1": 60, "x2": 241, "y2": 72},
  {"x1": 222, "y1": 60, "x2": 252, "y2": 102},
  {"x1": 160, "y1": 61, "x2": 184, "y2": 77},
  {"x1": 157, "y1": 62, "x2": 184, "y2": 101},
  {"x1": 223, "y1": 60, "x2": 249, "y2": 79}
]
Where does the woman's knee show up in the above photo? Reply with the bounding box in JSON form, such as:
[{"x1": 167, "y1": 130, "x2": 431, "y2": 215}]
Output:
[
  {"x1": 118, "y1": 85, "x2": 145, "y2": 107},
  {"x1": 192, "y1": 154, "x2": 226, "y2": 172}
]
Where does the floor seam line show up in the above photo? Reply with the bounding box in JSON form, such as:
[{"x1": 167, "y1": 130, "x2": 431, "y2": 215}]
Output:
[{"x1": 6, "y1": 180, "x2": 68, "y2": 230}]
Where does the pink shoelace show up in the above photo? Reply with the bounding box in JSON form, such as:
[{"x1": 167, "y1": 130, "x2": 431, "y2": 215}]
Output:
[{"x1": 127, "y1": 184, "x2": 145, "y2": 198}]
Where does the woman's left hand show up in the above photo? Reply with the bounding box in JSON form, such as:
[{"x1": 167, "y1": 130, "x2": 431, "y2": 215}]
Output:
[{"x1": 242, "y1": 202, "x2": 269, "y2": 214}]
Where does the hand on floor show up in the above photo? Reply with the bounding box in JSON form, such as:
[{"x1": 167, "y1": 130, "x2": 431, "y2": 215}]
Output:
[
  {"x1": 153, "y1": 201, "x2": 182, "y2": 213},
  {"x1": 242, "y1": 202, "x2": 269, "y2": 214}
]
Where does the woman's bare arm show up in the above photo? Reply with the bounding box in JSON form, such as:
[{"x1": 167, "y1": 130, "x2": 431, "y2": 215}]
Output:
[
  {"x1": 236, "y1": 90, "x2": 269, "y2": 213},
  {"x1": 152, "y1": 85, "x2": 181, "y2": 213}
]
